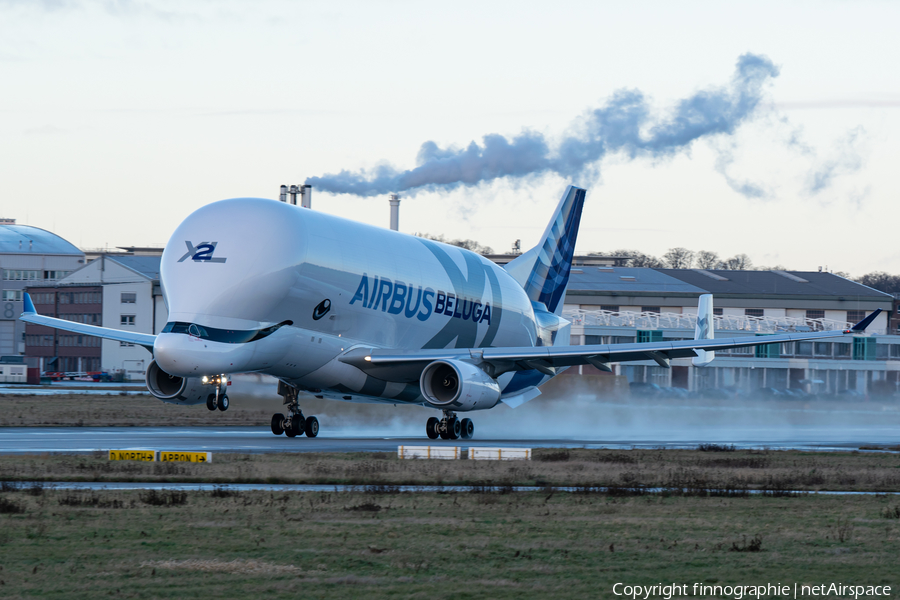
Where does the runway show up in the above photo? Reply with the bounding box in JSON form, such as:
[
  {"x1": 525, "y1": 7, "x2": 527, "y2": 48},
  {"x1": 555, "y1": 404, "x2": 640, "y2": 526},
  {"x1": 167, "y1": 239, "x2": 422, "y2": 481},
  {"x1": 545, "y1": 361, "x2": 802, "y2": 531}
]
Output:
[
  {"x1": 1, "y1": 481, "x2": 895, "y2": 495},
  {"x1": 0, "y1": 426, "x2": 897, "y2": 454}
]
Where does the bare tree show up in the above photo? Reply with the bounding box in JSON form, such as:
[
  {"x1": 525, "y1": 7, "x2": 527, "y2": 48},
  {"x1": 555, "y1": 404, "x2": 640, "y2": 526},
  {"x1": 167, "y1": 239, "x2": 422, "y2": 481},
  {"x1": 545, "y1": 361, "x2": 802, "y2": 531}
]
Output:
[
  {"x1": 417, "y1": 233, "x2": 493, "y2": 255},
  {"x1": 609, "y1": 249, "x2": 665, "y2": 268},
  {"x1": 695, "y1": 250, "x2": 720, "y2": 270},
  {"x1": 663, "y1": 247, "x2": 694, "y2": 269},
  {"x1": 720, "y1": 253, "x2": 753, "y2": 270},
  {"x1": 857, "y1": 272, "x2": 900, "y2": 294}
]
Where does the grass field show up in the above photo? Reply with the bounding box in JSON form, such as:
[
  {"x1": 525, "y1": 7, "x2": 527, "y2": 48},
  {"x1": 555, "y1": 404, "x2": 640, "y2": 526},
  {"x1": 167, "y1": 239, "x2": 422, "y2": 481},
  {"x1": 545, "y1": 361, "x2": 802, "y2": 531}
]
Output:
[
  {"x1": 0, "y1": 483, "x2": 899, "y2": 599},
  {"x1": 3, "y1": 448, "x2": 900, "y2": 492}
]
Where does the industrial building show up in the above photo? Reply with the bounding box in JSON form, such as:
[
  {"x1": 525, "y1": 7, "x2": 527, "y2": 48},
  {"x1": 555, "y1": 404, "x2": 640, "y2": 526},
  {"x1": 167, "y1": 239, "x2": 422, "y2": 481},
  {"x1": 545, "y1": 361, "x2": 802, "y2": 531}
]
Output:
[
  {"x1": 25, "y1": 255, "x2": 165, "y2": 379},
  {"x1": 562, "y1": 267, "x2": 897, "y2": 396},
  {"x1": 1, "y1": 220, "x2": 85, "y2": 358}
]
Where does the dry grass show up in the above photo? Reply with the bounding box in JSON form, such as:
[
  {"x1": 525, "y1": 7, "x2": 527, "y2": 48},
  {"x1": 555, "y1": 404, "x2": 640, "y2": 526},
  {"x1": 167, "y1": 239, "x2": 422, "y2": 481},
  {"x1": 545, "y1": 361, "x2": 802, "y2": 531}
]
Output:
[
  {"x1": 0, "y1": 485, "x2": 897, "y2": 599},
  {"x1": 2, "y1": 448, "x2": 900, "y2": 491}
]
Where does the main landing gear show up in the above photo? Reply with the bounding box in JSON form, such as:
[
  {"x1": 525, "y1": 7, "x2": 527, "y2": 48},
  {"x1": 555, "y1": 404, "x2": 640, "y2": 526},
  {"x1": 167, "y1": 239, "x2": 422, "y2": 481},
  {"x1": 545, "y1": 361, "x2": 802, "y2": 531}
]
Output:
[
  {"x1": 426, "y1": 411, "x2": 474, "y2": 440},
  {"x1": 271, "y1": 381, "x2": 319, "y2": 438},
  {"x1": 204, "y1": 375, "x2": 229, "y2": 412}
]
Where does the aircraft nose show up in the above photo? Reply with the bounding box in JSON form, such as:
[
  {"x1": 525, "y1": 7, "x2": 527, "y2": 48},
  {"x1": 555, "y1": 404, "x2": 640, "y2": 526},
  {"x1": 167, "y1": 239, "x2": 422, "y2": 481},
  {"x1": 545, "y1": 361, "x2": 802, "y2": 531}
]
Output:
[{"x1": 153, "y1": 333, "x2": 247, "y2": 378}]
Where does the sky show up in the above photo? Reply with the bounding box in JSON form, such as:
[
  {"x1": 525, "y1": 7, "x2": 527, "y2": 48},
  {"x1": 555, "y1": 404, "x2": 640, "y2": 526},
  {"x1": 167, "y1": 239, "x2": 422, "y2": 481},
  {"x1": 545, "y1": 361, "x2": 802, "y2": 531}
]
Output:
[{"x1": 1, "y1": 0, "x2": 898, "y2": 275}]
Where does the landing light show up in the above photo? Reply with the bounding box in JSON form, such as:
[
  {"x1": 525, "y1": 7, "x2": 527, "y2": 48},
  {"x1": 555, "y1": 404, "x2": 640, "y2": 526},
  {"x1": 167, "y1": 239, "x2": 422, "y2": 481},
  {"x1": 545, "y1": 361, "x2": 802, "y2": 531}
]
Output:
[
  {"x1": 364, "y1": 356, "x2": 371, "y2": 362},
  {"x1": 202, "y1": 376, "x2": 209, "y2": 383}
]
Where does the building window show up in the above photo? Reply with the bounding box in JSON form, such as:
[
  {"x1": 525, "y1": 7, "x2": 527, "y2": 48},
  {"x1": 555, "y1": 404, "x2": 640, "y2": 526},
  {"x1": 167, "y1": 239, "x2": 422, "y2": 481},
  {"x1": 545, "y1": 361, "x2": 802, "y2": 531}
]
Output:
[
  {"x1": 641, "y1": 307, "x2": 660, "y2": 314},
  {"x1": 119, "y1": 341, "x2": 135, "y2": 347},
  {"x1": 814, "y1": 342, "x2": 832, "y2": 356},
  {"x1": 30, "y1": 292, "x2": 54, "y2": 305},
  {"x1": 847, "y1": 310, "x2": 866, "y2": 323},
  {"x1": 43, "y1": 270, "x2": 71, "y2": 280},
  {"x1": 713, "y1": 308, "x2": 723, "y2": 316},
  {"x1": 3, "y1": 269, "x2": 40, "y2": 280},
  {"x1": 796, "y1": 342, "x2": 813, "y2": 357},
  {"x1": 745, "y1": 309, "x2": 764, "y2": 318},
  {"x1": 121, "y1": 292, "x2": 137, "y2": 304},
  {"x1": 2, "y1": 290, "x2": 22, "y2": 301},
  {"x1": 600, "y1": 305, "x2": 619, "y2": 312},
  {"x1": 834, "y1": 343, "x2": 851, "y2": 357},
  {"x1": 806, "y1": 310, "x2": 825, "y2": 321},
  {"x1": 121, "y1": 315, "x2": 135, "y2": 326}
]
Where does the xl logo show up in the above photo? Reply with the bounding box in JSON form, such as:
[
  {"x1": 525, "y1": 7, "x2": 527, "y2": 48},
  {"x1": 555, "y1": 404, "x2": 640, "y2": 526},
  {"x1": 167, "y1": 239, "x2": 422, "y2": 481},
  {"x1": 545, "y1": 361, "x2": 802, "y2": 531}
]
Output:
[{"x1": 177, "y1": 241, "x2": 227, "y2": 263}]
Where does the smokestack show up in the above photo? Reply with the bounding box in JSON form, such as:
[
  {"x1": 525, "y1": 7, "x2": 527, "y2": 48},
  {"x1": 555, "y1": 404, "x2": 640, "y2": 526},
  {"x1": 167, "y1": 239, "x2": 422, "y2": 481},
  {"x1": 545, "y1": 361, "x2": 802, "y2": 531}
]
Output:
[
  {"x1": 279, "y1": 185, "x2": 288, "y2": 203},
  {"x1": 389, "y1": 193, "x2": 400, "y2": 231},
  {"x1": 300, "y1": 185, "x2": 312, "y2": 209},
  {"x1": 289, "y1": 185, "x2": 299, "y2": 205}
]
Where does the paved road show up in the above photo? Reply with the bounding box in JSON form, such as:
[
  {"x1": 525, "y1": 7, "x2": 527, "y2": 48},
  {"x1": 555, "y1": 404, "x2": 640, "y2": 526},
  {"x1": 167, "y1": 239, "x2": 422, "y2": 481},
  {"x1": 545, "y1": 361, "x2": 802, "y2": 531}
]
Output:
[{"x1": 0, "y1": 426, "x2": 896, "y2": 454}]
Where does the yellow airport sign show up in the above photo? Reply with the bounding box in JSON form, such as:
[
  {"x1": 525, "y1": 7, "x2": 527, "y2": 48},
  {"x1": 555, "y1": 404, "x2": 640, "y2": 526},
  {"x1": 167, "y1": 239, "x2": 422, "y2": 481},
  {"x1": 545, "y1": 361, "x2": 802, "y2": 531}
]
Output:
[
  {"x1": 159, "y1": 451, "x2": 212, "y2": 463},
  {"x1": 109, "y1": 450, "x2": 156, "y2": 462}
]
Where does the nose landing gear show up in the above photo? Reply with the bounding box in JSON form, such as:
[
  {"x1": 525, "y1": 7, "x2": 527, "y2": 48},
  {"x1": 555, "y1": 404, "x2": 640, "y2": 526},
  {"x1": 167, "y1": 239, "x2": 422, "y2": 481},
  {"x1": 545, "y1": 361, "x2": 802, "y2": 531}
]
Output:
[
  {"x1": 204, "y1": 375, "x2": 229, "y2": 411},
  {"x1": 271, "y1": 382, "x2": 319, "y2": 438},
  {"x1": 426, "y1": 411, "x2": 474, "y2": 440}
]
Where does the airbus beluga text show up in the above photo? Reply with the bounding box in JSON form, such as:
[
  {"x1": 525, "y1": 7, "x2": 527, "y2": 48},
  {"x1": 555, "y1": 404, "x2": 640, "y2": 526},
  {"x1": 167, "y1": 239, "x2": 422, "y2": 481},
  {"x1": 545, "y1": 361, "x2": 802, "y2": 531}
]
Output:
[{"x1": 21, "y1": 186, "x2": 880, "y2": 440}]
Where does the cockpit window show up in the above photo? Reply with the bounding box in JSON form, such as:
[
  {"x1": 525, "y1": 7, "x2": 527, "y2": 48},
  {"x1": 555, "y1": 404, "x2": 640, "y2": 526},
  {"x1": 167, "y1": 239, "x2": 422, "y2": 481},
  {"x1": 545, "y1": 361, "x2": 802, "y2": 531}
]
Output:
[{"x1": 161, "y1": 320, "x2": 292, "y2": 344}]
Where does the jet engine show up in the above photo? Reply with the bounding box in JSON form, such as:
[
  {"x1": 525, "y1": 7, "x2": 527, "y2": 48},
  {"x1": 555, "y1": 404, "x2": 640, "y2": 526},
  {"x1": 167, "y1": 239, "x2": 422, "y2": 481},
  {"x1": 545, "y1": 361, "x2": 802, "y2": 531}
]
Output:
[
  {"x1": 419, "y1": 359, "x2": 501, "y2": 411},
  {"x1": 145, "y1": 359, "x2": 210, "y2": 405}
]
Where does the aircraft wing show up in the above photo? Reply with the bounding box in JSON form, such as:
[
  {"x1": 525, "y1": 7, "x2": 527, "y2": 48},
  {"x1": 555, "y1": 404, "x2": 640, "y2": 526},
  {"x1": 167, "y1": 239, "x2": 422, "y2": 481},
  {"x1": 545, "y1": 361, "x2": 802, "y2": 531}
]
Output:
[
  {"x1": 341, "y1": 310, "x2": 882, "y2": 382},
  {"x1": 20, "y1": 293, "x2": 156, "y2": 351}
]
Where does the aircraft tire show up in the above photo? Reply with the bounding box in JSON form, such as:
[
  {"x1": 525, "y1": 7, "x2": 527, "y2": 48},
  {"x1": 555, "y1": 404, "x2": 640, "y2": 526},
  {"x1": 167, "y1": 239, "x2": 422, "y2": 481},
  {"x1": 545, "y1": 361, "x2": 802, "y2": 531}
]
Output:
[
  {"x1": 218, "y1": 395, "x2": 229, "y2": 412},
  {"x1": 305, "y1": 416, "x2": 319, "y2": 438},
  {"x1": 285, "y1": 419, "x2": 298, "y2": 438},
  {"x1": 426, "y1": 417, "x2": 440, "y2": 440},
  {"x1": 460, "y1": 418, "x2": 473, "y2": 439},
  {"x1": 447, "y1": 417, "x2": 461, "y2": 440},
  {"x1": 206, "y1": 394, "x2": 217, "y2": 411},
  {"x1": 271, "y1": 414, "x2": 284, "y2": 436}
]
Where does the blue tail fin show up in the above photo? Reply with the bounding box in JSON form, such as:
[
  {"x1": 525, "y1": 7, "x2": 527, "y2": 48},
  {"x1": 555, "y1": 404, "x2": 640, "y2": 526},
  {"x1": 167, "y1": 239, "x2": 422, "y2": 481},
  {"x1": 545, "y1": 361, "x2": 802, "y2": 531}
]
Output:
[{"x1": 504, "y1": 185, "x2": 586, "y2": 315}]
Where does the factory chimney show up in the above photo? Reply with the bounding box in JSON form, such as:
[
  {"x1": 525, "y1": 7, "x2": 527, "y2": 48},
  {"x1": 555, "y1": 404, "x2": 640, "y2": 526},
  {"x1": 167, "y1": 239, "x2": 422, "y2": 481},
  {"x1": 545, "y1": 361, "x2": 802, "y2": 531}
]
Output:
[
  {"x1": 279, "y1": 185, "x2": 288, "y2": 203},
  {"x1": 289, "y1": 185, "x2": 299, "y2": 205},
  {"x1": 389, "y1": 194, "x2": 400, "y2": 231},
  {"x1": 300, "y1": 185, "x2": 312, "y2": 209}
]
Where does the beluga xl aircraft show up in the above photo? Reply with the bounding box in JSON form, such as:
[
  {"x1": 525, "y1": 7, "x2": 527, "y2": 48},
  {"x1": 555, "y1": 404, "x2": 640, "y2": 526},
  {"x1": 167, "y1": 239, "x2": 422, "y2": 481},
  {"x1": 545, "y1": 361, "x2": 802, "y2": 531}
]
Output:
[{"x1": 21, "y1": 186, "x2": 880, "y2": 440}]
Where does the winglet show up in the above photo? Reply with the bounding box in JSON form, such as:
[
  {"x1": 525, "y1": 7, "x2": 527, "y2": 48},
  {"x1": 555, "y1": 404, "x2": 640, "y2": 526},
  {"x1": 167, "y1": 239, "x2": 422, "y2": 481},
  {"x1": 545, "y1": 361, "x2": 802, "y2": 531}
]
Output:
[
  {"x1": 23, "y1": 292, "x2": 36, "y2": 315},
  {"x1": 851, "y1": 308, "x2": 882, "y2": 332},
  {"x1": 692, "y1": 294, "x2": 715, "y2": 367}
]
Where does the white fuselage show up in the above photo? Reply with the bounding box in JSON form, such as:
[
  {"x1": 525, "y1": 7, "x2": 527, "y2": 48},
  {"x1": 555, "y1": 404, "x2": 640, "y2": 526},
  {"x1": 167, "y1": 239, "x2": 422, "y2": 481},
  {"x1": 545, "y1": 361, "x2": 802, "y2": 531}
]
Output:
[{"x1": 152, "y1": 198, "x2": 546, "y2": 406}]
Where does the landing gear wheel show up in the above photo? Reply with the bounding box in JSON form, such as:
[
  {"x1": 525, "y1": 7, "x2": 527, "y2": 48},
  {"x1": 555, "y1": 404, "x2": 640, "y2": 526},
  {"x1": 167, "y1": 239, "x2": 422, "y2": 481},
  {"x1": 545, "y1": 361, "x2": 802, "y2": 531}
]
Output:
[
  {"x1": 460, "y1": 418, "x2": 474, "y2": 440},
  {"x1": 285, "y1": 417, "x2": 298, "y2": 438},
  {"x1": 305, "y1": 416, "x2": 319, "y2": 438},
  {"x1": 206, "y1": 394, "x2": 217, "y2": 411},
  {"x1": 271, "y1": 414, "x2": 285, "y2": 436},
  {"x1": 291, "y1": 416, "x2": 305, "y2": 437},
  {"x1": 426, "y1": 417, "x2": 440, "y2": 440},
  {"x1": 218, "y1": 395, "x2": 229, "y2": 412},
  {"x1": 439, "y1": 425, "x2": 449, "y2": 440},
  {"x1": 447, "y1": 417, "x2": 461, "y2": 440}
]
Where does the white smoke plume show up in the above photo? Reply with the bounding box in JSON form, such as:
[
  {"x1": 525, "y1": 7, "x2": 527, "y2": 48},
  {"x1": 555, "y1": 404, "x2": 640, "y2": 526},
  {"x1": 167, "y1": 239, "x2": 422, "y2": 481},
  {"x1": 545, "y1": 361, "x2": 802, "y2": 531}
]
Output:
[{"x1": 306, "y1": 54, "x2": 780, "y2": 197}]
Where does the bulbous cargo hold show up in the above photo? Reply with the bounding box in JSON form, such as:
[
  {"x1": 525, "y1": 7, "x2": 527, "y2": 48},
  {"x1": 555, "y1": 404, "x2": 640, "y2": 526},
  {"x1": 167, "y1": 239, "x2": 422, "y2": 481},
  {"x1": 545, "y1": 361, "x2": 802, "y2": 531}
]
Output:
[{"x1": 419, "y1": 359, "x2": 502, "y2": 411}]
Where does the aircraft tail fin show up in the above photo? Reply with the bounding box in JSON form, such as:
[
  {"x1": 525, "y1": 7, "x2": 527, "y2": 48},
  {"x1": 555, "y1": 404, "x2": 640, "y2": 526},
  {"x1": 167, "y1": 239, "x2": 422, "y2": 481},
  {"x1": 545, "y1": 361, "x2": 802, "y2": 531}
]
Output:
[
  {"x1": 692, "y1": 294, "x2": 715, "y2": 367},
  {"x1": 503, "y1": 185, "x2": 586, "y2": 315}
]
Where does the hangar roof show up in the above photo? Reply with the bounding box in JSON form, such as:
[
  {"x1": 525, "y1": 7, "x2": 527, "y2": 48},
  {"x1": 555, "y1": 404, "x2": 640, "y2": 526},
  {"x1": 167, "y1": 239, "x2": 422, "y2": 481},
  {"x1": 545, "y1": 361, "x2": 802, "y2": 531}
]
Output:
[
  {"x1": 568, "y1": 267, "x2": 706, "y2": 295},
  {"x1": 657, "y1": 269, "x2": 890, "y2": 300},
  {"x1": 0, "y1": 225, "x2": 82, "y2": 256},
  {"x1": 106, "y1": 255, "x2": 161, "y2": 280}
]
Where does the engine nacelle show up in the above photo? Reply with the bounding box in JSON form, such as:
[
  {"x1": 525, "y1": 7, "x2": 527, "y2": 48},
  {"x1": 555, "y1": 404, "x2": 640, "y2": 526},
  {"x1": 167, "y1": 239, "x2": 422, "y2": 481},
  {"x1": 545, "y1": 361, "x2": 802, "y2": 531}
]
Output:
[
  {"x1": 145, "y1": 359, "x2": 210, "y2": 405},
  {"x1": 419, "y1": 359, "x2": 501, "y2": 411}
]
